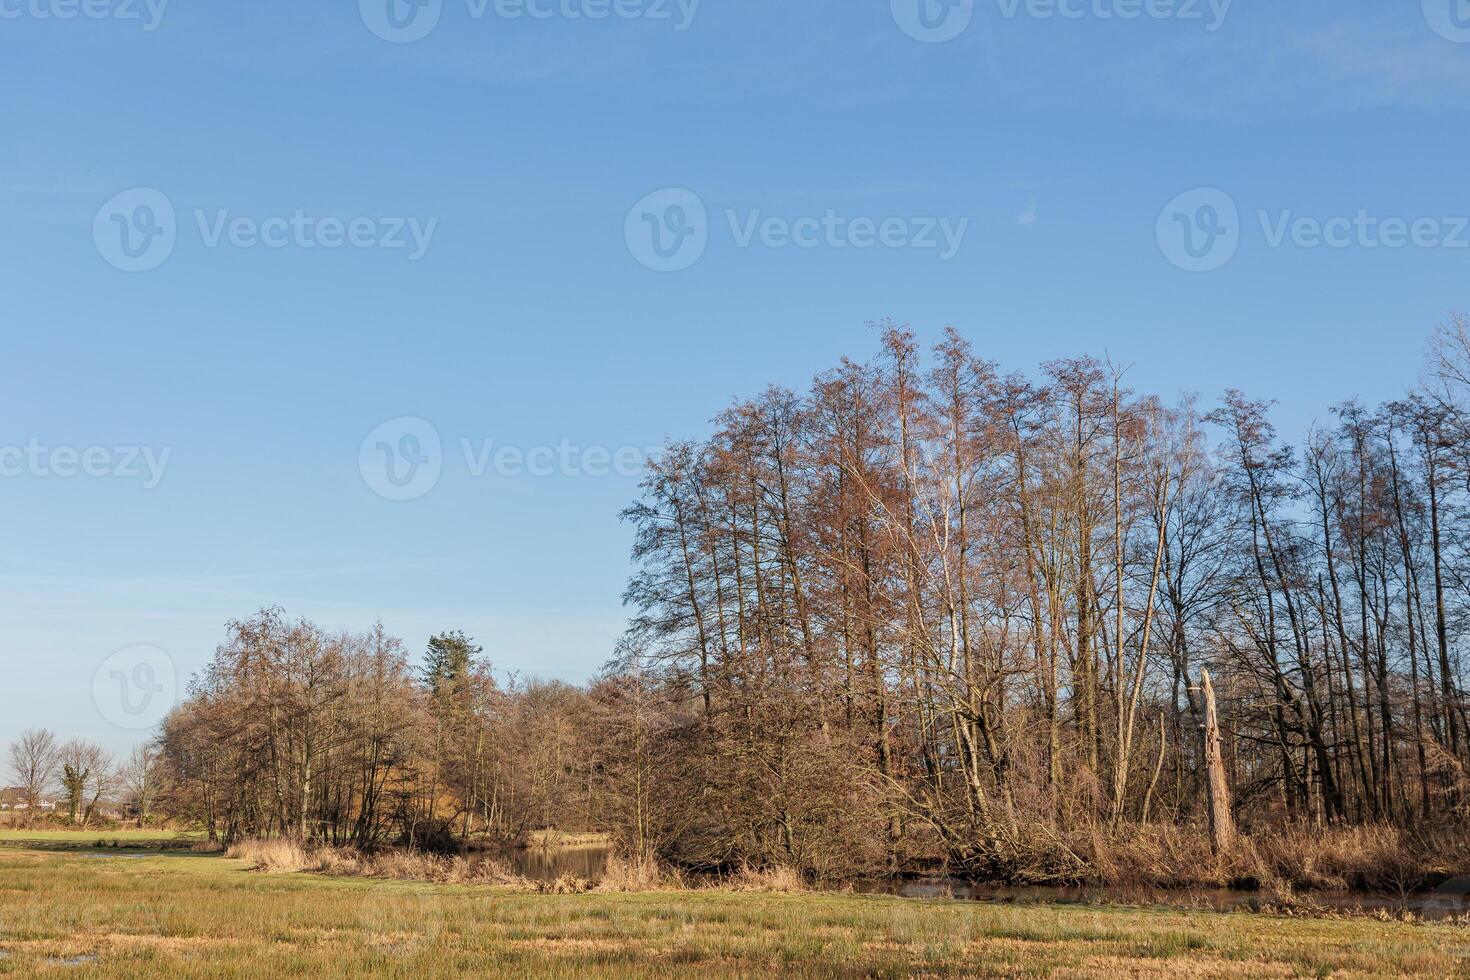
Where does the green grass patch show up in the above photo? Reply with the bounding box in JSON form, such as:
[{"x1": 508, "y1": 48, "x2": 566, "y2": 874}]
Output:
[
  {"x1": 0, "y1": 830, "x2": 205, "y2": 856},
  {"x1": 0, "y1": 829, "x2": 203, "y2": 844}
]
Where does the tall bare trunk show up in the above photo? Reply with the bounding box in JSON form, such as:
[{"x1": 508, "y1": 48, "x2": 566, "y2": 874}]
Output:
[{"x1": 1200, "y1": 670, "x2": 1235, "y2": 855}]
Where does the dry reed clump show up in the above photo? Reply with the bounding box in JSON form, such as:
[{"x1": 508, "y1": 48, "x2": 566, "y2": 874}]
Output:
[
  {"x1": 226, "y1": 823, "x2": 1470, "y2": 900},
  {"x1": 721, "y1": 862, "x2": 807, "y2": 893},
  {"x1": 1238, "y1": 824, "x2": 1466, "y2": 894},
  {"x1": 226, "y1": 838, "x2": 318, "y2": 874},
  {"x1": 1080, "y1": 824, "x2": 1218, "y2": 888},
  {"x1": 956, "y1": 821, "x2": 1470, "y2": 894},
  {"x1": 944, "y1": 819, "x2": 1103, "y2": 885},
  {"x1": 1055, "y1": 822, "x2": 1470, "y2": 894},
  {"x1": 535, "y1": 872, "x2": 596, "y2": 894},
  {"x1": 360, "y1": 851, "x2": 525, "y2": 886},
  {"x1": 589, "y1": 850, "x2": 805, "y2": 894},
  {"x1": 225, "y1": 839, "x2": 529, "y2": 886},
  {"x1": 594, "y1": 850, "x2": 674, "y2": 893}
]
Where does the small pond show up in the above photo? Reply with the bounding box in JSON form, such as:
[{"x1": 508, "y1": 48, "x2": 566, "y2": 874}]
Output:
[
  {"x1": 855, "y1": 879, "x2": 1470, "y2": 921},
  {"x1": 502, "y1": 845, "x2": 613, "y2": 883},
  {"x1": 482, "y1": 846, "x2": 1470, "y2": 920}
]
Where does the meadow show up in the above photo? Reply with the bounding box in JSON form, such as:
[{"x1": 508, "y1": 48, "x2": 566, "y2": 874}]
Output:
[{"x1": 1, "y1": 832, "x2": 1468, "y2": 977}]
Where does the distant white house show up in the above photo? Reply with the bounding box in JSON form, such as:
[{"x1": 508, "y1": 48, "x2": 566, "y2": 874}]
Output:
[{"x1": 0, "y1": 787, "x2": 57, "y2": 811}]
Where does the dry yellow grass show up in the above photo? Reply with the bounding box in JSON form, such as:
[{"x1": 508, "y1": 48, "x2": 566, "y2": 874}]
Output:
[
  {"x1": 1, "y1": 837, "x2": 1468, "y2": 977},
  {"x1": 225, "y1": 838, "x2": 524, "y2": 885}
]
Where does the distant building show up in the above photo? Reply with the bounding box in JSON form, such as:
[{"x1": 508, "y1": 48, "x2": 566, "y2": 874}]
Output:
[{"x1": 0, "y1": 787, "x2": 58, "y2": 811}]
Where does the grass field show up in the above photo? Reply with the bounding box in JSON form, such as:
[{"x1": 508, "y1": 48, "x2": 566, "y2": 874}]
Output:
[
  {"x1": 0, "y1": 829, "x2": 204, "y2": 846},
  {"x1": 1, "y1": 833, "x2": 1468, "y2": 977}
]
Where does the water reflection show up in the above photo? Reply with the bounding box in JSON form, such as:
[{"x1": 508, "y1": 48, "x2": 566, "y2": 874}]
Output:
[
  {"x1": 855, "y1": 878, "x2": 1470, "y2": 921},
  {"x1": 499, "y1": 845, "x2": 612, "y2": 883},
  {"x1": 477, "y1": 846, "x2": 1470, "y2": 921}
]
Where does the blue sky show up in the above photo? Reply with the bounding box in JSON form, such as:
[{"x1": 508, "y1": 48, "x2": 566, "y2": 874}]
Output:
[{"x1": 1, "y1": 0, "x2": 1467, "y2": 756}]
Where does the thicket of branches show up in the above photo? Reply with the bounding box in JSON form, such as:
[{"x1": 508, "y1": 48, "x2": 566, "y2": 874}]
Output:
[
  {"x1": 614, "y1": 316, "x2": 1470, "y2": 877},
  {"x1": 150, "y1": 315, "x2": 1470, "y2": 881},
  {"x1": 157, "y1": 619, "x2": 611, "y2": 849},
  {"x1": 5, "y1": 727, "x2": 163, "y2": 828}
]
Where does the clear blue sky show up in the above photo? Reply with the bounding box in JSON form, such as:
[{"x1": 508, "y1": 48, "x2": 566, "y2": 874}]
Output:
[{"x1": 2, "y1": 0, "x2": 1467, "y2": 756}]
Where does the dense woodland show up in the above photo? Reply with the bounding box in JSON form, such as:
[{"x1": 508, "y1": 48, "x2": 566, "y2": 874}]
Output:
[{"x1": 23, "y1": 316, "x2": 1470, "y2": 883}]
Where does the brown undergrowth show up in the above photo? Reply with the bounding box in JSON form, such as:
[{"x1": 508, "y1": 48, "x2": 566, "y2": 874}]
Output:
[
  {"x1": 226, "y1": 838, "x2": 815, "y2": 896},
  {"x1": 952, "y1": 821, "x2": 1470, "y2": 894},
  {"x1": 227, "y1": 822, "x2": 1470, "y2": 905},
  {"x1": 225, "y1": 838, "x2": 527, "y2": 885}
]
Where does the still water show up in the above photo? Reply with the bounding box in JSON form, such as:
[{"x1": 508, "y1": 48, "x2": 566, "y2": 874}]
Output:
[
  {"x1": 504, "y1": 845, "x2": 612, "y2": 883},
  {"x1": 855, "y1": 879, "x2": 1470, "y2": 921},
  {"x1": 495, "y1": 846, "x2": 1470, "y2": 921}
]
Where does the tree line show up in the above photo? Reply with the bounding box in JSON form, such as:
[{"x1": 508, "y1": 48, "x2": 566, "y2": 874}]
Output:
[
  {"x1": 615, "y1": 315, "x2": 1470, "y2": 875},
  {"x1": 155, "y1": 621, "x2": 619, "y2": 848},
  {"x1": 5, "y1": 728, "x2": 164, "y2": 827},
  {"x1": 57, "y1": 314, "x2": 1470, "y2": 880}
]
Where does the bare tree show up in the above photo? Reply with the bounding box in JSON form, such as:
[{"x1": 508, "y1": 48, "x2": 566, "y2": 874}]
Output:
[
  {"x1": 121, "y1": 744, "x2": 165, "y2": 826},
  {"x1": 7, "y1": 728, "x2": 59, "y2": 816},
  {"x1": 58, "y1": 739, "x2": 112, "y2": 826},
  {"x1": 142, "y1": 315, "x2": 1470, "y2": 883}
]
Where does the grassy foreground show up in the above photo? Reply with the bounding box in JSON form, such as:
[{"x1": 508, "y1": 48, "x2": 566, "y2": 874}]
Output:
[
  {"x1": 0, "y1": 829, "x2": 204, "y2": 850},
  {"x1": 1, "y1": 835, "x2": 1467, "y2": 977}
]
